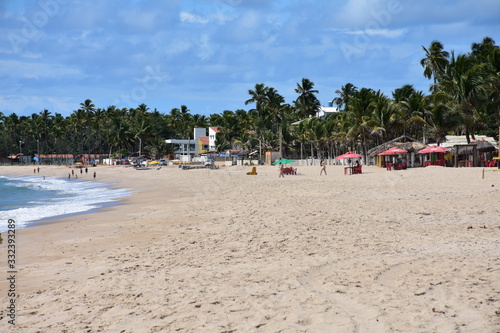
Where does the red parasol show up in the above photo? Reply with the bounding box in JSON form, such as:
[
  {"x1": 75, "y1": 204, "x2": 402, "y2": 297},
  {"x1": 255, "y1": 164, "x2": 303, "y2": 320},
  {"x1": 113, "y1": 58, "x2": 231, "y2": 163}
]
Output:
[
  {"x1": 336, "y1": 152, "x2": 363, "y2": 159},
  {"x1": 417, "y1": 145, "x2": 449, "y2": 154},
  {"x1": 378, "y1": 147, "x2": 407, "y2": 156}
]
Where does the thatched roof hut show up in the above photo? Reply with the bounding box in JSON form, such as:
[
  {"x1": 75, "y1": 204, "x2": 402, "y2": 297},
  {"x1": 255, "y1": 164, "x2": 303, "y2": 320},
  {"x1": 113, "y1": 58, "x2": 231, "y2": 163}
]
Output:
[
  {"x1": 368, "y1": 135, "x2": 426, "y2": 157},
  {"x1": 451, "y1": 140, "x2": 497, "y2": 155}
]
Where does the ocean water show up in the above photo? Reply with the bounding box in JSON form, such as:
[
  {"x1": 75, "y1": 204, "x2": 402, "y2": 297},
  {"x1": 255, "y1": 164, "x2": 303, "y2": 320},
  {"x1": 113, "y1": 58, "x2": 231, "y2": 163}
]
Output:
[{"x1": 0, "y1": 175, "x2": 130, "y2": 232}]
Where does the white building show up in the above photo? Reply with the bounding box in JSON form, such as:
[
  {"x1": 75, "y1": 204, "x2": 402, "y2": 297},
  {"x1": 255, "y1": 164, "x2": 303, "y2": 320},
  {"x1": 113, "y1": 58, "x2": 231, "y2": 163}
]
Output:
[
  {"x1": 165, "y1": 128, "x2": 211, "y2": 158},
  {"x1": 208, "y1": 127, "x2": 219, "y2": 151},
  {"x1": 316, "y1": 105, "x2": 339, "y2": 119}
]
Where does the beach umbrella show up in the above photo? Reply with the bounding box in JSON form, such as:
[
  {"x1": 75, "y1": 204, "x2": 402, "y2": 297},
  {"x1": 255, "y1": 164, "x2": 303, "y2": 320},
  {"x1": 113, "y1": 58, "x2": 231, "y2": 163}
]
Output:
[
  {"x1": 272, "y1": 158, "x2": 295, "y2": 165},
  {"x1": 475, "y1": 140, "x2": 497, "y2": 152},
  {"x1": 378, "y1": 147, "x2": 407, "y2": 155},
  {"x1": 336, "y1": 152, "x2": 363, "y2": 159},
  {"x1": 418, "y1": 145, "x2": 449, "y2": 154}
]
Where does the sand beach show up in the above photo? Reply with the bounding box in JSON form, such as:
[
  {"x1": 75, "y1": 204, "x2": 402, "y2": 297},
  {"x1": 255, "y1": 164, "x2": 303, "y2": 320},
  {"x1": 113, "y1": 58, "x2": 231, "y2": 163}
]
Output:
[{"x1": 0, "y1": 164, "x2": 499, "y2": 332}]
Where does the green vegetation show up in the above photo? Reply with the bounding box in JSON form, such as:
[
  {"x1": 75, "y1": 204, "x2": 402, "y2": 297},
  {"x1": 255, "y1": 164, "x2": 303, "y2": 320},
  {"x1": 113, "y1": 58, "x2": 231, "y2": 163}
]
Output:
[{"x1": 1, "y1": 37, "x2": 498, "y2": 161}]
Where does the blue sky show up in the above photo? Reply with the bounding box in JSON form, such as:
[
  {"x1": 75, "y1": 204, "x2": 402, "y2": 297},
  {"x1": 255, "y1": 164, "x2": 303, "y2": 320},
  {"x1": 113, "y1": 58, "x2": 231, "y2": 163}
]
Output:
[{"x1": 1, "y1": 0, "x2": 499, "y2": 117}]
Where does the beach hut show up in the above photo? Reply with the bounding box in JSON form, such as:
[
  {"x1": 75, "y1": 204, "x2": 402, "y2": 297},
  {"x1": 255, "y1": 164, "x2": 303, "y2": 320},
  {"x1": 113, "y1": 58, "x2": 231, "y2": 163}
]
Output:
[
  {"x1": 418, "y1": 145, "x2": 449, "y2": 167},
  {"x1": 451, "y1": 140, "x2": 498, "y2": 167},
  {"x1": 367, "y1": 135, "x2": 426, "y2": 167}
]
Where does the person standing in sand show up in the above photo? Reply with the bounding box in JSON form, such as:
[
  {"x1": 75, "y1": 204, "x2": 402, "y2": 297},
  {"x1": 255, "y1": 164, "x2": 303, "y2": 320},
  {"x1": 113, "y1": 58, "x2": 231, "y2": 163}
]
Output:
[
  {"x1": 320, "y1": 158, "x2": 327, "y2": 176},
  {"x1": 93, "y1": 171, "x2": 96, "y2": 179},
  {"x1": 278, "y1": 162, "x2": 284, "y2": 178}
]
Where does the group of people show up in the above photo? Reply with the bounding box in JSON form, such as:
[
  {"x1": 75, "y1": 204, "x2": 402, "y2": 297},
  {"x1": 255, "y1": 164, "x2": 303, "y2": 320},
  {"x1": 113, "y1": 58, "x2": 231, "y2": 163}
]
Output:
[
  {"x1": 33, "y1": 165, "x2": 98, "y2": 181},
  {"x1": 278, "y1": 158, "x2": 361, "y2": 177},
  {"x1": 67, "y1": 167, "x2": 96, "y2": 180}
]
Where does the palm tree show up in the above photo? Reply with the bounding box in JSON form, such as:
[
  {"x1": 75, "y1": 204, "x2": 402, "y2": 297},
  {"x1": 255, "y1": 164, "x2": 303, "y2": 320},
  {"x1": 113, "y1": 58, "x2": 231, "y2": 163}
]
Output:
[
  {"x1": 333, "y1": 83, "x2": 358, "y2": 110},
  {"x1": 292, "y1": 120, "x2": 309, "y2": 161},
  {"x1": 392, "y1": 85, "x2": 429, "y2": 141},
  {"x1": 245, "y1": 83, "x2": 269, "y2": 121},
  {"x1": 345, "y1": 88, "x2": 377, "y2": 163},
  {"x1": 421, "y1": 41, "x2": 450, "y2": 90},
  {"x1": 293, "y1": 78, "x2": 320, "y2": 119},
  {"x1": 436, "y1": 53, "x2": 491, "y2": 143},
  {"x1": 471, "y1": 37, "x2": 497, "y2": 63},
  {"x1": 427, "y1": 102, "x2": 459, "y2": 145},
  {"x1": 370, "y1": 92, "x2": 394, "y2": 144}
]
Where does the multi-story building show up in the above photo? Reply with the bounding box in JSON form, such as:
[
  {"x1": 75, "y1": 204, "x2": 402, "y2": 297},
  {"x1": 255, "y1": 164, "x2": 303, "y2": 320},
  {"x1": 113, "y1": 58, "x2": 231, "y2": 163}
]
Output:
[{"x1": 166, "y1": 127, "x2": 219, "y2": 158}]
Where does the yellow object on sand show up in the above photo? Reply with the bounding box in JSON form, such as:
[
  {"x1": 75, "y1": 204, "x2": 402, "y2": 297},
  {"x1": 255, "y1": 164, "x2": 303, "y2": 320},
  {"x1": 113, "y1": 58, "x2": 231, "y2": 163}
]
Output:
[{"x1": 247, "y1": 167, "x2": 257, "y2": 175}]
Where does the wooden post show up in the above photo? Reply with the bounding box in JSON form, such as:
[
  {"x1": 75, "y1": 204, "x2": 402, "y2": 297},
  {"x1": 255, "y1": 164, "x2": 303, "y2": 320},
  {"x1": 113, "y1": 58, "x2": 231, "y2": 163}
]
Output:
[{"x1": 454, "y1": 145, "x2": 458, "y2": 168}]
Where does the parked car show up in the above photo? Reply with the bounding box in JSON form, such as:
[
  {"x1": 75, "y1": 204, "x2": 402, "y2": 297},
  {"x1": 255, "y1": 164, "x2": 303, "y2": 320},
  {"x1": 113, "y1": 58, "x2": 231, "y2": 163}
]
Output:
[{"x1": 159, "y1": 159, "x2": 169, "y2": 165}]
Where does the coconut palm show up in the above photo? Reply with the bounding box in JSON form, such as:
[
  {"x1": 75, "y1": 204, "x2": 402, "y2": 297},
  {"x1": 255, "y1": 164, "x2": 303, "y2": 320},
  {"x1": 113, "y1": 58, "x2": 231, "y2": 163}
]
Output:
[
  {"x1": 333, "y1": 83, "x2": 358, "y2": 110},
  {"x1": 436, "y1": 53, "x2": 491, "y2": 143},
  {"x1": 392, "y1": 85, "x2": 430, "y2": 141},
  {"x1": 345, "y1": 88, "x2": 378, "y2": 162},
  {"x1": 293, "y1": 78, "x2": 320, "y2": 119},
  {"x1": 421, "y1": 41, "x2": 450, "y2": 90}
]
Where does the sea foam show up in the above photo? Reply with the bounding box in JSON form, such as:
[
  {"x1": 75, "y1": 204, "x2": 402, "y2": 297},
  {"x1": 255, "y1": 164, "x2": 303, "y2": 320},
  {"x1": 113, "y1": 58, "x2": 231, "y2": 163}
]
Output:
[{"x1": 0, "y1": 175, "x2": 130, "y2": 232}]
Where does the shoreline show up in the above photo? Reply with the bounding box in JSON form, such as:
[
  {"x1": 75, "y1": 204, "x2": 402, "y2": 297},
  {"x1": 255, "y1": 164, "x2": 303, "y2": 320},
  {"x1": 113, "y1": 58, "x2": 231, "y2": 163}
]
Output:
[
  {"x1": 0, "y1": 171, "x2": 132, "y2": 233},
  {"x1": 0, "y1": 164, "x2": 499, "y2": 332}
]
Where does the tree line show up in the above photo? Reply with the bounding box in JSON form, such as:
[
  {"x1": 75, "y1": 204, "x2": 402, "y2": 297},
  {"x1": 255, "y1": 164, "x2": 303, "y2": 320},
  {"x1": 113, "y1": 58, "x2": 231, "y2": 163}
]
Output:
[{"x1": 1, "y1": 37, "x2": 498, "y2": 161}]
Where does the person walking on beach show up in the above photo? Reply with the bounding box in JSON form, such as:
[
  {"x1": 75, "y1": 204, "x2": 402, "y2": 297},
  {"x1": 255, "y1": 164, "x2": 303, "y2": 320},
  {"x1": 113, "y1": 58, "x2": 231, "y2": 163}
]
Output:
[
  {"x1": 85, "y1": 167, "x2": 88, "y2": 174},
  {"x1": 34, "y1": 168, "x2": 36, "y2": 174},
  {"x1": 93, "y1": 171, "x2": 96, "y2": 179},
  {"x1": 80, "y1": 168, "x2": 82, "y2": 175},
  {"x1": 68, "y1": 173, "x2": 71, "y2": 180},
  {"x1": 278, "y1": 162, "x2": 284, "y2": 178},
  {"x1": 320, "y1": 158, "x2": 327, "y2": 176},
  {"x1": 37, "y1": 167, "x2": 40, "y2": 173}
]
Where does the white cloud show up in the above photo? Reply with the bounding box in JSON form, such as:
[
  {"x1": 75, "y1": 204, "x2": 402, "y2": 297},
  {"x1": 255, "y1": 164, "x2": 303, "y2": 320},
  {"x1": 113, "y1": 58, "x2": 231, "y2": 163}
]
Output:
[
  {"x1": 0, "y1": 60, "x2": 82, "y2": 79},
  {"x1": 180, "y1": 11, "x2": 209, "y2": 24},
  {"x1": 164, "y1": 38, "x2": 192, "y2": 57},
  {"x1": 345, "y1": 28, "x2": 408, "y2": 38},
  {"x1": 198, "y1": 34, "x2": 214, "y2": 61},
  {"x1": 0, "y1": 94, "x2": 74, "y2": 116}
]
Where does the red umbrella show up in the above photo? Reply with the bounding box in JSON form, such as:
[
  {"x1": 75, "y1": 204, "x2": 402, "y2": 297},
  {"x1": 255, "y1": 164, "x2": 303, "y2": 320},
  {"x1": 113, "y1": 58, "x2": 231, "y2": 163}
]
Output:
[
  {"x1": 417, "y1": 145, "x2": 449, "y2": 154},
  {"x1": 378, "y1": 147, "x2": 407, "y2": 156},
  {"x1": 336, "y1": 152, "x2": 363, "y2": 159}
]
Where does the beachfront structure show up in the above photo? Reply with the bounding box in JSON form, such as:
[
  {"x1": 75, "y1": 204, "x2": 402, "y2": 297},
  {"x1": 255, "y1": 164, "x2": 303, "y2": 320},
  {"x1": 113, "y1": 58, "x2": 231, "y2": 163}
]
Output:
[
  {"x1": 440, "y1": 135, "x2": 498, "y2": 149},
  {"x1": 165, "y1": 127, "x2": 215, "y2": 159},
  {"x1": 367, "y1": 135, "x2": 426, "y2": 168},
  {"x1": 292, "y1": 105, "x2": 339, "y2": 126},
  {"x1": 208, "y1": 127, "x2": 219, "y2": 152},
  {"x1": 316, "y1": 105, "x2": 339, "y2": 119}
]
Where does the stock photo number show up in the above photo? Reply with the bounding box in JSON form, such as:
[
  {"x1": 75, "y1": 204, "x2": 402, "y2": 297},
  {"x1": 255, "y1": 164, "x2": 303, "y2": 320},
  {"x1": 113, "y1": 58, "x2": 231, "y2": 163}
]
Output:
[{"x1": 5, "y1": 219, "x2": 17, "y2": 325}]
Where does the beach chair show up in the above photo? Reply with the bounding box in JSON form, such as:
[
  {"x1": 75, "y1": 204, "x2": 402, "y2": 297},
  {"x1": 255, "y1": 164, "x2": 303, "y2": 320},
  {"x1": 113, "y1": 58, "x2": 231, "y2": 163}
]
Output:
[{"x1": 247, "y1": 167, "x2": 257, "y2": 175}]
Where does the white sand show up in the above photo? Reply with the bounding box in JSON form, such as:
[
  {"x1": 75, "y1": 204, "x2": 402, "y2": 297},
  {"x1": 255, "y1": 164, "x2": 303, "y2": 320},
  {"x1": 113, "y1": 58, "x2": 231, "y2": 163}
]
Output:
[{"x1": 0, "y1": 164, "x2": 499, "y2": 332}]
